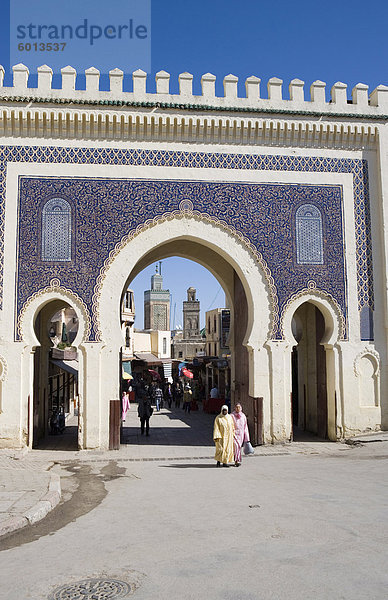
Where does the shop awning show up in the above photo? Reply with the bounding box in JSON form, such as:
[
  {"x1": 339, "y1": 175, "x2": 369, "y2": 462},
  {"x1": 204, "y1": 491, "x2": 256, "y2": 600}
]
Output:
[
  {"x1": 134, "y1": 353, "x2": 162, "y2": 365},
  {"x1": 122, "y1": 361, "x2": 133, "y2": 380},
  {"x1": 122, "y1": 361, "x2": 132, "y2": 376},
  {"x1": 51, "y1": 359, "x2": 78, "y2": 377}
]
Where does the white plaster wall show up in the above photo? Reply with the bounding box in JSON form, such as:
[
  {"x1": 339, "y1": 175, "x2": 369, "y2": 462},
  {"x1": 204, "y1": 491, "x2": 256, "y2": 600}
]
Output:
[
  {"x1": 150, "y1": 331, "x2": 171, "y2": 359},
  {"x1": 134, "y1": 332, "x2": 151, "y2": 353}
]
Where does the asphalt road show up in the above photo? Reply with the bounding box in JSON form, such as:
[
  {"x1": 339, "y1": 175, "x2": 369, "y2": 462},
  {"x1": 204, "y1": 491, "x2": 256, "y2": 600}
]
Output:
[{"x1": 0, "y1": 410, "x2": 387, "y2": 600}]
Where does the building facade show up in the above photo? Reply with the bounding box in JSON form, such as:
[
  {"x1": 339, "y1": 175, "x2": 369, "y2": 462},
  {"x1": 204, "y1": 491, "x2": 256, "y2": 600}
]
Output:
[
  {"x1": 206, "y1": 308, "x2": 230, "y2": 358},
  {"x1": 0, "y1": 63, "x2": 387, "y2": 448},
  {"x1": 121, "y1": 289, "x2": 135, "y2": 359},
  {"x1": 172, "y1": 288, "x2": 206, "y2": 360}
]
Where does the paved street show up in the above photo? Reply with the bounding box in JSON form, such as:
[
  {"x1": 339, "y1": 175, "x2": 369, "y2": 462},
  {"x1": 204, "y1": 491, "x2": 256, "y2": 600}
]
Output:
[{"x1": 0, "y1": 404, "x2": 387, "y2": 600}]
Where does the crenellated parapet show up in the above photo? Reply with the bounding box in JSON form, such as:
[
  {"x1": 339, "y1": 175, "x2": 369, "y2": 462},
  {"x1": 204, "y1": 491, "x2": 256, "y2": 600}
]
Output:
[
  {"x1": 0, "y1": 64, "x2": 385, "y2": 148},
  {"x1": 0, "y1": 64, "x2": 387, "y2": 117}
]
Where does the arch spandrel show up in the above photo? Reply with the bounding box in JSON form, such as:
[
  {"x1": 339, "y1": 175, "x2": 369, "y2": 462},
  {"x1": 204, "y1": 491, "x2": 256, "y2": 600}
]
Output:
[{"x1": 94, "y1": 213, "x2": 276, "y2": 351}]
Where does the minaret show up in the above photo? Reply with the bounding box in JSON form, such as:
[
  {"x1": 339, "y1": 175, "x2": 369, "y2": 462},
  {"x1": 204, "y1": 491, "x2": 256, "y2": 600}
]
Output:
[
  {"x1": 144, "y1": 263, "x2": 170, "y2": 330},
  {"x1": 183, "y1": 287, "x2": 200, "y2": 339}
]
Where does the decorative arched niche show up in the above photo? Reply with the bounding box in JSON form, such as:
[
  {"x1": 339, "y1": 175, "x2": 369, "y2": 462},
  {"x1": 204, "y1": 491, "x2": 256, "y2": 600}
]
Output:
[
  {"x1": 0, "y1": 355, "x2": 8, "y2": 413},
  {"x1": 354, "y1": 350, "x2": 380, "y2": 407}
]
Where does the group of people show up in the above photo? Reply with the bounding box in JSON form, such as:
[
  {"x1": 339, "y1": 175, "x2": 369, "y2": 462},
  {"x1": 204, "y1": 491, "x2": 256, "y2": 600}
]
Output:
[
  {"x1": 135, "y1": 379, "x2": 202, "y2": 411},
  {"x1": 133, "y1": 378, "x2": 196, "y2": 436},
  {"x1": 123, "y1": 378, "x2": 253, "y2": 464},
  {"x1": 213, "y1": 403, "x2": 251, "y2": 467}
]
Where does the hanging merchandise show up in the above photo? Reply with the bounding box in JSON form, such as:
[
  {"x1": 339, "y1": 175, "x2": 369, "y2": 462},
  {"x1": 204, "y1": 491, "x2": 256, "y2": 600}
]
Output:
[{"x1": 182, "y1": 367, "x2": 194, "y2": 379}]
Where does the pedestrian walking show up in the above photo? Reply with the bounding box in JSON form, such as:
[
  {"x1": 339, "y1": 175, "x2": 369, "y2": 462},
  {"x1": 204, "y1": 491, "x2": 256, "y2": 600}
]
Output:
[
  {"x1": 165, "y1": 382, "x2": 173, "y2": 409},
  {"x1": 183, "y1": 383, "x2": 192, "y2": 413},
  {"x1": 155, "y1": 385, "x2": 163, "y2": 411},
  {"x1": 210, "y1": 384, "x2": 219, "y2": 399},
  {"x1": 231, "y1": 403, "x2": 250, "y2": 467},
  {"x1": 138, "y1": 388, "x2": 153, "y2": 436},
  {"x1": 173, "y1": 381, "x2": 183, "y2": 408},
  {"x1": 191, "y1": 382, "x2": 199, "y2": 411},
  {"x1": 213, "y1": 404, "x2": 235, "y2": 467},
  {"x1": 149, "y1": 381, "x2": 157, "y2": 405},
  {"x1": 121, "y1": 391, "x2": 130, "y2": 422},
  {"x1": 225, "y1": 384, "x2": 231, "y2": 413}
]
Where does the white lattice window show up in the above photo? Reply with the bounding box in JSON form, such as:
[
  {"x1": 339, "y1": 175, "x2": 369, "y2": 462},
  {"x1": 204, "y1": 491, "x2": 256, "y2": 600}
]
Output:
[
  {"x1": 42, "y1": 198, "x2": 72, "y2": 262},
  {"x1": 296, "y1": 204, "x2": 323, "y2": 265}
]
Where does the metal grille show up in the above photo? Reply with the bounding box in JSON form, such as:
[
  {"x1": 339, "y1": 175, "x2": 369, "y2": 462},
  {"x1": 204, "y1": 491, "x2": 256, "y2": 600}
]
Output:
[
  {"x1": 296, "y1": 204, "x2": 323, "y2": 265},
  {"x1": 42, "y1": 197, "x2": 72, "y2": 262},
  {"x1": 48, "y1": 578, "x2": 133, "y2": 600}
]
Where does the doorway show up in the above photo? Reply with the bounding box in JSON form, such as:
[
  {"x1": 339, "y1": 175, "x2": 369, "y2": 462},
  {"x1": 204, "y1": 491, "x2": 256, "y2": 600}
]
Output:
[
  {"x1": 32, "y1": 300, "x2": 79, "y2": 449},
  {"x1": 291, "y1": 302, "x2": 328, "y2": 439}
]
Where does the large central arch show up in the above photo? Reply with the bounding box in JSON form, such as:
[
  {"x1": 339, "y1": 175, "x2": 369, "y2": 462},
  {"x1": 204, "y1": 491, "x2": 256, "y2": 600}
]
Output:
[{"x1": 95, "y1": 214, "x2": 274, "y2": 449}]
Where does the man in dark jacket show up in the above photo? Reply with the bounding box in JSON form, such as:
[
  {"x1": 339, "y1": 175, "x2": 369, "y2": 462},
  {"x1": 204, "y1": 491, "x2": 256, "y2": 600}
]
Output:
[{"x1": 138, "y1": 387, "x2": 153, "y2": 436}]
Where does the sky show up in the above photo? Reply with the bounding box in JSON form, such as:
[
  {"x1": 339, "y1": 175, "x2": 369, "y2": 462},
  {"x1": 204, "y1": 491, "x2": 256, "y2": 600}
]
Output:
[{"x1": 1, "y1": 0, "x2": 388, "y2": 327}]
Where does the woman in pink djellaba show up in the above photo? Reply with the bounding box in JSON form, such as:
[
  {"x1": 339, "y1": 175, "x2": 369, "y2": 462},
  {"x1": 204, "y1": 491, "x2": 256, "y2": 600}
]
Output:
[{"x1": 231, "y1": 403, "x2": 250, "y2": 467}]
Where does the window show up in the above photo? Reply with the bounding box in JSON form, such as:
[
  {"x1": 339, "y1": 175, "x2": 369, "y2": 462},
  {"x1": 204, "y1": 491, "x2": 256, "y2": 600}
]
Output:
[
  {"x1": 42, "y1": 198, "x2": 72, "y2": 261},
  {"x1": 163, "y1": 337, "x2": 167, "y2": 354},
  {"x1": 124, "y1": 291, "x2": 133, "y2": 310},
  {"x1": 296, "y1": 204, "x2": 323, "y2": 265},
  {"x1": 360, "y1": 306, "x2": 374, "y2": 341},
  {"x1": 178, "y1": 351, "x2": 183, "y2": 358}
]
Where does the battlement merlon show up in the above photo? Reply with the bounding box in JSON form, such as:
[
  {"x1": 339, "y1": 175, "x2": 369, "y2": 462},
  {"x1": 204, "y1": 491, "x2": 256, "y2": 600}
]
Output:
[{"x1": 0, "y1": 64, "x2": 387, "y2": 118}]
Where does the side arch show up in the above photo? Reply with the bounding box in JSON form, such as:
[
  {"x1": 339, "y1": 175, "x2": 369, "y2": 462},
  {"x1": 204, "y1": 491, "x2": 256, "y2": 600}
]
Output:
[
  {"x1": 281, "y1": 288, "x2": 345, "y2": 441},
  {"x1": 18, "y1": 278, "x2": 90, "y2": 347},
  {"x1": 282, "y1": 285, "x2": 345, "y2": 346}
]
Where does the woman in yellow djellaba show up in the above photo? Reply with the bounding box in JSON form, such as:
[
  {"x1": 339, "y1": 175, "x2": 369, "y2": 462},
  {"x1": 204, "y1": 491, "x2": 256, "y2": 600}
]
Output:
[{"x1": 213, "y1": 405, "x2": 235, "y2": 467}]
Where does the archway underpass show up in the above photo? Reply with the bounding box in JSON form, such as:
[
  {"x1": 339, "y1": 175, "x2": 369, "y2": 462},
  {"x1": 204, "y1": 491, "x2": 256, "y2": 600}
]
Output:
[{"x1": 118, "y1": 241, "x2": 256, "y2": 451}]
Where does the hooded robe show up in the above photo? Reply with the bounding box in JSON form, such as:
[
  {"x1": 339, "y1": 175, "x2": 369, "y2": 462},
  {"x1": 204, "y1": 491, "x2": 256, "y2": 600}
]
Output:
[
  {"x1": 213, "y1": 406, "x2": 234, "y2": 464},
  {"x1": 231, "y1": 410, "x2": 250, "y2": 462}
]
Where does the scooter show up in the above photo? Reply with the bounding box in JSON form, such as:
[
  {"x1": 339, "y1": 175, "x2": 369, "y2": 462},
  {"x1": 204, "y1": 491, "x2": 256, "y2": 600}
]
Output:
[
  {"x1": 57, "y1": 409, "x2": 65, "y2": 434},
  {"x1": 49, "y1": 409, "x2": 60, "y2": 435},
  {"x1": 49, "y1": 408, "x2": 66, "y2": 435}
]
